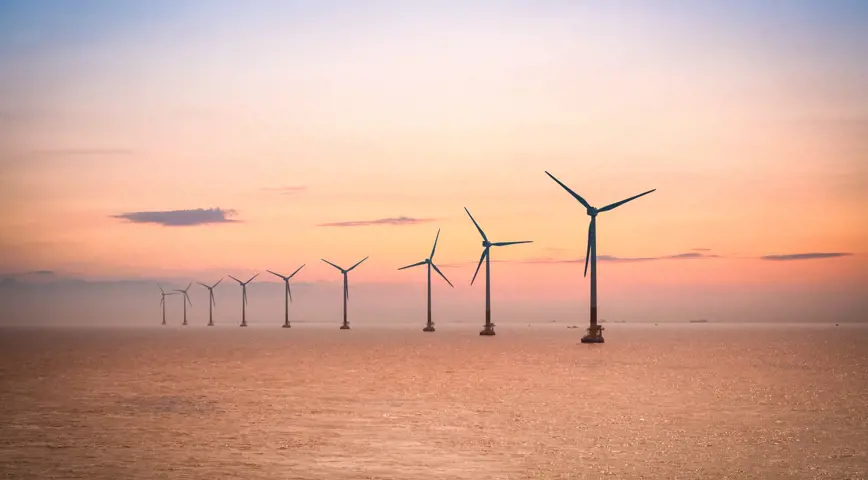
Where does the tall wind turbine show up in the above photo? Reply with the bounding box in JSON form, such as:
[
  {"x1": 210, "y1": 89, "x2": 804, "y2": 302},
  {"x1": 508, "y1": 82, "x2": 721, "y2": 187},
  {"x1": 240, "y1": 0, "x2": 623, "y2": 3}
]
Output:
[
  {"x1": 158, "y1": 286, "x2": 176, "y2": 326},
  {"x1": 229, "y1": 273, "x2": 259, "y2": 327},
  {"x1": 399, "y1": 229, "x2": 453, "y2": 332},
  {"x1": 267, "y1": 265, "x2": 305, "y2": 328},
  {"x1": 464, "y1": 208, "x2": 532, "y2": 336},
  {"x1": 173, "y1": 283, "x2": 193, "y2": 326},
  {"x1": 321, "y1": 256, "x2": 368, "y2": 330},
  {"x1": 197, "y1": 278, "x2": 223, "y2": 326},
  {"x1": 544, "y1": 170, "x2": 655, "y2": 343}
]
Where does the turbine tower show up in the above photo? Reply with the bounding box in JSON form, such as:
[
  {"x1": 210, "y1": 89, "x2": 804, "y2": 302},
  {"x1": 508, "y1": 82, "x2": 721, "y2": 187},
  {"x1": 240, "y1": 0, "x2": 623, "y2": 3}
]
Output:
[
  {"x1": 173, "y1": 283, "x2": 192, "y2": 326},
  {"x1": 321, "y1": 256, "x2": 368, "y2": 330},
  {"x1": 197, "y1": 278, "x2": 223, "y2": 326},
  {"x1": 158, "y1": 286, "x2": 176, "y2": 326},
  {"x1": 229, "y1": 273, "x2": 259, "y2": 327},
  {"x1": 267, "y1": 265, "x2": 305, "y2": 328},
  {"x1": 544, "y1": 170, "x2": 655, "y2": 343},
  {"x1": 398, "y1": 229, "x2": 453, "y2": 332},
  {"x1": 464, "y1": 208, "x2": 532, "y2": 336}
]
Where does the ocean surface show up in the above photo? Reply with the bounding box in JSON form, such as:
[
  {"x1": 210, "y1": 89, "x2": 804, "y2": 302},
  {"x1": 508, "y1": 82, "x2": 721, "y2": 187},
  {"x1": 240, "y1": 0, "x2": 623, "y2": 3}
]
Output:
[{"x1": 1, "y1": 323, "x2": 866, "y2": 479}]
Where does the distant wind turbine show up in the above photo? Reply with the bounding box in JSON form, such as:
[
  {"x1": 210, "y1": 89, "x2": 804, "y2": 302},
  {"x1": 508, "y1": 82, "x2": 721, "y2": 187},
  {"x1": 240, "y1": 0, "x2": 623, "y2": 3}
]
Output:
[
  {"x1": 321, "y1": 256, "x2": 368, "y2": 330},
  {"x1": 197, "y1": 278, "x2": 223, "y2": 326},
  {"x1": 229, "y1": 273, "x2": 259, "y2": 327},
  {"x1": 267, "y1": 265, "x2": 305, "y2": 328},
  {"x1": 398, "y1": 229, "x2": 453, "y2": 332},
  {"x1": 158, "y1": 286, "x2": 176, "y2": 326},
  {"x1": 173, "y1": 283, "x2": 193, "y2": 326},
  {"x1": 545, "y1": 170, "x2": 655, "y2": 343},
  {"x1": 465, "y1": 208, "x2": 532, "y2": 336}
]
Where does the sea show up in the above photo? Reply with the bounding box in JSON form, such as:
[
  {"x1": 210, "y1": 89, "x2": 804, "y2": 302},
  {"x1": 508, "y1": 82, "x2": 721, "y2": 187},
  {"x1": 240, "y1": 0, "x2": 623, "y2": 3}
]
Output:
[{"x1": 1, "y1": 323, "x2": 866, "y2": 479}]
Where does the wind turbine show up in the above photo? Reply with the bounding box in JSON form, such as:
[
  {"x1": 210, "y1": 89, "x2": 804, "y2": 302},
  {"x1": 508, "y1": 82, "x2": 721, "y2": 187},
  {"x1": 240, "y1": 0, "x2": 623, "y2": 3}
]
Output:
[
  {"x1": 321, "y1": 256, "x2": 368, "y2": 330},
  {"x1": 229, "y1": 273, "x2": 259, "y2": 327},
  {"x1": 173, "y1": 283, "x2": 193, "y2": 326},
  {"x1": 158, "y1": 286, "x2": 176, "y2": 326},
  {"x1": 398, "y1": 229, "x2": 453, "y2": 332},
  {"x1": 197, "y1": 278, "x2": 223, "y2": 326},
  {"x1": 267, "y1": 265, "x2": 305, "y2": 328},
  {"x1": 464, "y1": 208, "x2": 532, "y2": 336},
  {"x1": 544, "y1": 170, "x2": 655, "y2": 343}
]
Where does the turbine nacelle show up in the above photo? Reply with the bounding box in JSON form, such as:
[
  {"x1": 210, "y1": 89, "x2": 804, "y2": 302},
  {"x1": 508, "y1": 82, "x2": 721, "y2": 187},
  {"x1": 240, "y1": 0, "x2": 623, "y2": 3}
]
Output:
[
  {"x1": 482, "y1": 240, "x2": 491, "y2": 248},
  {"x1": 587, "y1": 207, "x2": 598, "y2": 217}
]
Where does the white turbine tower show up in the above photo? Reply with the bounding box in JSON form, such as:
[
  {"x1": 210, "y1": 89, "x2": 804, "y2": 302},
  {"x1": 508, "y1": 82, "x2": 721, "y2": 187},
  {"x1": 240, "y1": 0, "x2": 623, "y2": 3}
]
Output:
[
  {"x1": 229, "y1": 273, "x2": 259, "y2": 327},
  {"x1": 267, "y1": 265, "x2": 305, "y2": 328},
  {"x1": 464, "y1": 207, "x2": 532, "y2": 336},
  {"x1": 158, "y1": 286, "x2": 176, "y2": 326},
  {"x1": 197, "y1": 278, "x2": 223, "y2": 326},
  {"x1": 398, "y1": 229, "x2": 454, "y2": 332},
  {"x1": 321, "y1": 256, "x2": 368, "y2": 330},
  {"x1": 173, "y1": 283, "x2": 192, "y2": 326},
  {"x1": 544, "y1": 170, "x2": 655, "y2": 343}
]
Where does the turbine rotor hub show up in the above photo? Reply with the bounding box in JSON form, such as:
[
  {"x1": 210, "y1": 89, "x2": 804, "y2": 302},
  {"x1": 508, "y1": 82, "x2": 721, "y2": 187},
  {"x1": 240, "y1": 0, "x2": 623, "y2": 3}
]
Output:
[
  {"x1": 587, "y1": 207, "x2": 598, "y2": 216},
  {"x1": 482, "y1": 241, "x2": 491, "y2": 247}
]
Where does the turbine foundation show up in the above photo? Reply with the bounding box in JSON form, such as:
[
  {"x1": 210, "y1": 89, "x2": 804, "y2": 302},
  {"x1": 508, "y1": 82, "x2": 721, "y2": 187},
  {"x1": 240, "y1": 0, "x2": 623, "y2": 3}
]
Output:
[
  {"x1": 580, "y1": 325, "x2": 605, "y2": 343},
  {"x1": 207, "y1": 322, "x2": 214, "y2": 327},
  {"x1": 423, "y1": 324, "x2": 435, "y2": 332},
  {"x1": 240, "y1": 322, "x2": 247, "y2": 327},
  {"x1": 282, "y1": 323, "x2": 291, "y2": 328},
  {"x1": 340, "y1": 324, "x2": 350, "y2": 330},
  {"x1": 479, "y1": 325, "x2": 496, "y2": 336}
]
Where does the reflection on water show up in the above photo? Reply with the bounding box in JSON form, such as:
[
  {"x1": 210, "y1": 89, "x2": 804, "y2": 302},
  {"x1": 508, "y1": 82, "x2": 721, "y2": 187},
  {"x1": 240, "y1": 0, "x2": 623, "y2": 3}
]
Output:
[{"x1": 1, "y1": 325, "x2": 866, "y2": 479}]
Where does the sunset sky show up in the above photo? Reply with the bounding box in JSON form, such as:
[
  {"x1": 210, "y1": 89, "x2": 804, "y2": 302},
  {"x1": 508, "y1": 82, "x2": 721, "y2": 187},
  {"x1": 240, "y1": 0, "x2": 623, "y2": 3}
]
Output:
[{"x1": 1, "y1": 1, "x2": 866, "y2": 324}]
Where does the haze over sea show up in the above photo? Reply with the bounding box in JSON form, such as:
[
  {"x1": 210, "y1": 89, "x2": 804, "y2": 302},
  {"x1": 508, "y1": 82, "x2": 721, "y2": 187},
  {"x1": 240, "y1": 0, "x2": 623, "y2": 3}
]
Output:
[{"x1": 1, "y1": 323, "x2": 866, "y2": 479}]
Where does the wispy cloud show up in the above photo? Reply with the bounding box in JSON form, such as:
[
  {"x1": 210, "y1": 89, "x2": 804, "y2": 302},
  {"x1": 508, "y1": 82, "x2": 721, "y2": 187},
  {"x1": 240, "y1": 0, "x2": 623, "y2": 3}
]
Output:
[
  {"x1": 692, "y1": 248, "x2": 712, "y2": 252},
  {"x1": 262, "y1": 186, "x2": 308, "y2": 195},
  {"x1": 761, "y1": 252, "x2": 853, "y2": 261},
  {"x1": 113, "y1": 208, "x2": 239, "y2": 227},
  {"x1": 318, "y1": 216, "x2": 434, "y2": 227},
  {"x1": 0, "y1": 270, "x2": 55, "y2": 278},
  {"x1": 31, "y1": 148, "x2": 136, "y2": 157}
]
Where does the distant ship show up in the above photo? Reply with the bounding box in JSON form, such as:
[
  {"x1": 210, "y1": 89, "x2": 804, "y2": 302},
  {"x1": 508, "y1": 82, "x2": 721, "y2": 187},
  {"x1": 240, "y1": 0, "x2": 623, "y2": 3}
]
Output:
[{"x1": 689, "y1": 319, "x2": 709, "y2": 323}]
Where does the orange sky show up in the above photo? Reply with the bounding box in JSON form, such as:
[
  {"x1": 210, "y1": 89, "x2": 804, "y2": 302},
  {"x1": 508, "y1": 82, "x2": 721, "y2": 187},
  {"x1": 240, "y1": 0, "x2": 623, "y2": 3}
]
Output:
[{"x1": 1, "y1": 1, "x2": 866, "y2": 307}]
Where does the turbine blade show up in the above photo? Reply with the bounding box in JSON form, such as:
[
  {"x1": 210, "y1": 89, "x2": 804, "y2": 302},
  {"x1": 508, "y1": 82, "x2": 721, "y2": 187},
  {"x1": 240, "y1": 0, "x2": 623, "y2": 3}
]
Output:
[
  {"x1": 464, "y1": 207, "x2": 488, "y2": 241},
  {"x1": 287, "y1": 282, "x2": 293, "y2": 303},
  {"x1": 186, "y1": 292, "x2": 192, "y2": 307},
  {"x1": 492, "y1": 240, "x2": 533, "y2": 246},
  {"x1": 430, "y1": 228, "x2": 440, "y2": 260},
  {"x1": 185, "y1": 282, "x2": 192, "y2": 291},
  {"x1": 584, "y1": 218, "x2": 594, "y2": 277},
  {"x1": 243, "y1": 288, "x2": 247, "y2": 305},
  {"x1": 431, "y1": 263, "x2": 454, "y2": 288},
  {"x1": 598, "y1": 189, "x2": 656, "y2": 212},
  {"x1": 267, "y1": 270, "x2": 285, "y2": 280},
  {"x1": 229, "y1": 275, "x2": 242, "y2": 284},
  {"x1": 289, "y1": 264, "x2": 305, "y2": 279},
  {"x1": 158, "y1": 285, "x2": 165, "y2": 294},
  {"x1": 245, "y1": 273, "x2": 259, "y2": 284},
  {"x1": 160, "y1": 296, "x2": 164, "y2": 306},
  {"x1": 321, "y1": 259, "x2": 344, "y2": 271},
  {"x1": 197, "y1": 282, "x2": 209, "y2": 288},
  {"x1": 212, "y1": 277, "x2": 223, "y2": 288},
  {"x1": 544, "y1": 171, "x2": 591, "y2": 209},
  {"x1": 471, "y1": 248, "x2": 488, "y2": 285},
  {"x1": 344, "y1": 278, "x2": 349, "y2": 300},
  {"x1": 398, "y1": 261, "x2": 426, "y2": 270},
  {"x1": 211, "y1": 291, "x2": 216, "y2": 307},
  {"x1": 348, "y1": 256, "x2": 369, "y2": 271}
]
